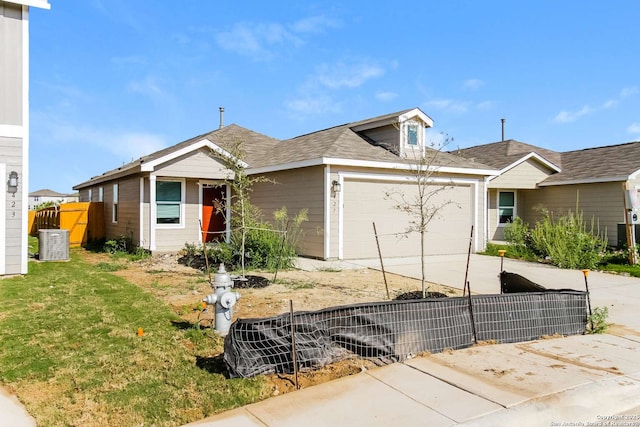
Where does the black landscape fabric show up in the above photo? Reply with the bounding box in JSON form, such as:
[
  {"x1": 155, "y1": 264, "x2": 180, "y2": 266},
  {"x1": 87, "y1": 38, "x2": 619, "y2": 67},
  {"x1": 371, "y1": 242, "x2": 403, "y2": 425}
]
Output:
[{"x1": 224, "y1": 291, "x2": 587, "y2": 378}]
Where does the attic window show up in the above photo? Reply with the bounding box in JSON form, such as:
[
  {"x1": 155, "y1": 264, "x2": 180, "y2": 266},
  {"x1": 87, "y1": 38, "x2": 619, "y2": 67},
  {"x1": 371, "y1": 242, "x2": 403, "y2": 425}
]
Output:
[{"x1": 402, "y1": 120, "x2": 423, "y2": 149}]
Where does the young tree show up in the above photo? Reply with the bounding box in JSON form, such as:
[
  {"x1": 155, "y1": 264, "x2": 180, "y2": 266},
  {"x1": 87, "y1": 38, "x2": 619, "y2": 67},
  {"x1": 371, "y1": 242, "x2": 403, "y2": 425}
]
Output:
[
  {"x1": 208, "y1": 138, "x2": 273, "y2": 278},
  {"x1": 384, "y1": 132, "x2": 458, "y2": 298}
]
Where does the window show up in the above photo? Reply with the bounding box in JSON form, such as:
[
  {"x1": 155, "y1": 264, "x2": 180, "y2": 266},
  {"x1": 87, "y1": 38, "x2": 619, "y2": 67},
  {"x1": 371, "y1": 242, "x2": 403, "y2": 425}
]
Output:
[
  {"x1": 156, "y1": 180, "x2": 182, "y2": 225},
  {"x1": 402, "y1": 120, "x2": 423, "y2": 149},
  {"x1": 87, "y1": 188, "x2": 92, "y2": 201},
  {"x1": 498, "y1": 191, "x2": 515, "y2": 225},
  {"x1": 112, "y1": 184, "x2": 119, "y2": 223},
  {"x1": 98, "y1": 187, "x2": 103, "y2": 202}
]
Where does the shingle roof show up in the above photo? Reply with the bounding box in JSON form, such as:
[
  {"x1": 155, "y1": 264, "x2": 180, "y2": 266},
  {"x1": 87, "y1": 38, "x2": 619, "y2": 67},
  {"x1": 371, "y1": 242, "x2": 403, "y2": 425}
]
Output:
[
  {"x1": 74, "y1": 109, "x2": 495, "y2": 188},
  {"x1": 541, "y1": 141, "x2": 640, "y2": 185},
  {"x1": 453, "y1": 140, "x2": 562, "y2": 170},
  {"x1": 29, "y1": 189, "x2": 70, "y2": 197},
  {"x1": 453, "y1": 139, "x2": 640, "y2": 185}
]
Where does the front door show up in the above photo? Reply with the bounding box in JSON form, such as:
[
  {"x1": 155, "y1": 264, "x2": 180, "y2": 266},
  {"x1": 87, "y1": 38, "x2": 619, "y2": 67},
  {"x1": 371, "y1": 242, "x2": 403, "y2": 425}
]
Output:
[{"x1": 202, "y1": 185, "x2": 226, "y2": 243}]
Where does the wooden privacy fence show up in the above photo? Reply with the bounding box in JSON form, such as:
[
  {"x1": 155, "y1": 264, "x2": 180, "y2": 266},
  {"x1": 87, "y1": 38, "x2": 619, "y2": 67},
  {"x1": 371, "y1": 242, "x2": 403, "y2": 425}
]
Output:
[{"x1": 29, "y1": 202, "x2": 105, "y2": 247}]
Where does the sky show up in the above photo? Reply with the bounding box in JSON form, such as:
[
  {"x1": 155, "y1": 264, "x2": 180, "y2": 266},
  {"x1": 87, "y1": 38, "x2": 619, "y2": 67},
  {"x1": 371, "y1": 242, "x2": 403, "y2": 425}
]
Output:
[{"x1": 27, "y1": 1, "x2": 640, "y2": 193}]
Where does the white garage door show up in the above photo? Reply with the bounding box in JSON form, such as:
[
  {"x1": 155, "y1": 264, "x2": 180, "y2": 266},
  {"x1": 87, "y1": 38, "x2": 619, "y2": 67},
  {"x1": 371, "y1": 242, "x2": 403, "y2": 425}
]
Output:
[{"x1": 342, "y1": 179, "x2": 473, "y2": 259}]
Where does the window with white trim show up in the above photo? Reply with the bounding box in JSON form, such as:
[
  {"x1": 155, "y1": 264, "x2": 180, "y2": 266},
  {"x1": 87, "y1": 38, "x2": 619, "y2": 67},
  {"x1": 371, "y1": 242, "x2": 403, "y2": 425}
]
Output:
[
  {"x1": 112, "y1": 183, "x2": 118, "y2": 223},
  {"x1": 87, "y1": 188, "x2": 92, "y2": 201},
  {"x1": 402, "y1": 120, "x2": 423, "y2": 148},
  {"x1": 498, "y1": 191, "x2": 515, "y2": 225},
  {"x1": 98, "y1": 186, "x2": 103, "y2": 202},
  {"x1": 156, "y1": 180, "x2": 183, "y2": 225}
]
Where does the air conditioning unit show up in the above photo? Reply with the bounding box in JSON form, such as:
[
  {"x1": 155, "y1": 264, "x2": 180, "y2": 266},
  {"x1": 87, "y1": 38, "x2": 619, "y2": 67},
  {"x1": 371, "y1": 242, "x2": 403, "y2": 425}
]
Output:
[{"x1": 39, "y1": 229, "x2": 69, "y2": 261}]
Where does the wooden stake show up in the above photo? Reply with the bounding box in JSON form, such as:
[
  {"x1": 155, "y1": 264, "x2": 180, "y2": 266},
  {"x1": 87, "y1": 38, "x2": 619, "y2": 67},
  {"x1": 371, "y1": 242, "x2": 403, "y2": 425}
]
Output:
[
  {"x1": 373, "y1": 222, "x2": 390, "y2": 300},
  {"x1": 289, "y1": 300, "x2": 299, "y2": 390}
]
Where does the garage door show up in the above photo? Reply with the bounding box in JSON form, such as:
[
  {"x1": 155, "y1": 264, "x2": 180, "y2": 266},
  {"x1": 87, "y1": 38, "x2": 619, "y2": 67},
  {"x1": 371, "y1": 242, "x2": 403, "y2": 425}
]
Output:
[{"x1": 342, "y1": 179, "x2": 472, "y2": 259}]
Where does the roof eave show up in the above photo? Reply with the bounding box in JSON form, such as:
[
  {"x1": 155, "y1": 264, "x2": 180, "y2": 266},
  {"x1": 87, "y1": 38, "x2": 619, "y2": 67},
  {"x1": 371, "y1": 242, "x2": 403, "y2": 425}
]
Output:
[{"x1": 538, "y1": 176, "x2": 629, "y2": 187}]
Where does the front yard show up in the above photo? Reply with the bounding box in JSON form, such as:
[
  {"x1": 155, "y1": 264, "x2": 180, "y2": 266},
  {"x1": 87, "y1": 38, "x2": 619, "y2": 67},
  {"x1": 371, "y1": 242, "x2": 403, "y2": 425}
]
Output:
[{"x1": 0, "y1": 248, "x2": 457, "y2": 426}]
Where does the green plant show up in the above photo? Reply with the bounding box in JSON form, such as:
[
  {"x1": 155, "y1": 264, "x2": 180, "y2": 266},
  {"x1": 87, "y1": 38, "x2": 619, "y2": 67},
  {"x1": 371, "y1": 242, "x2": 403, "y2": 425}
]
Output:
[
  {"x1": 587, "y1": 306, "x2": 610, "y2": 334},
  {"x1": 103, "y1": 235, "x2": 150, "y2": 261},
  {"x1": 503, "y1": 217, "x2": 538, "y2": 260},
  {"x1": 530, "y1": 210, "x2": 606, "y2": 269}
]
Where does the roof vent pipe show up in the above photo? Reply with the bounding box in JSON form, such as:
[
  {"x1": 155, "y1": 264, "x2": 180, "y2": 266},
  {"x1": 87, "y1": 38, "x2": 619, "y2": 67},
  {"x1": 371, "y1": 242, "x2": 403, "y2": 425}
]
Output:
[
  {"x1": 501, "y1": 118, "x2": 505, "y2": 142},
  {"x1": 219, "y1": 107, "x2": 225, "y2": 129}
]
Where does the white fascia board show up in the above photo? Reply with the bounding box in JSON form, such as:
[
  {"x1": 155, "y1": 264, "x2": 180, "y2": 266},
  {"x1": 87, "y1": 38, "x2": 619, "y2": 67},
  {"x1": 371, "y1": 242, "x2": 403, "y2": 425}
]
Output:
[
  {"x1": 247, "y1": 157, "x2": 497, "y2": 176},
  {"x1": 538, "y1": 176, "x2": 628, "y2": 187},
  {"x1": 140, "y1": 138, "x2": 247, "y2": 172},
  {"x1": 6, "y1": 0, "x2": 50, "y2": 9},
  {"x1": 629, "y1": 168, "x2": 640, "y2": 180},
  {"x1": 497, "y1": 152, "x2": 561, "y2": 176},
  {"x1": 399, "y1": 108, "x2": 434, "y2": 128}
]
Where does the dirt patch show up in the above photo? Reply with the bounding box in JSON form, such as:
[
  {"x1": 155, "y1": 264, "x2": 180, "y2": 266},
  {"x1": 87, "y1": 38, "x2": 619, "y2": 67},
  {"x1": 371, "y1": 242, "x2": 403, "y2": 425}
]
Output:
[{"x1": 81, "y1": 251, "x2": 463, "y2": 393}]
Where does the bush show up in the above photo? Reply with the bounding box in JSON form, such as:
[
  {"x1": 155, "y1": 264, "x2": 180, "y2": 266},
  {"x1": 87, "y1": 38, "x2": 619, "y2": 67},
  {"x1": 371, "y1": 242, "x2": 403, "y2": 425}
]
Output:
[
  {"x1": 530, "y1": 211, "x2": 606, "y2": 269},
  {"x1": 181, "y1": 207, "x2": 308, "y2": 272},
  {"x1": 503, "y1": 211, "x2": 607, "y2": 269}
]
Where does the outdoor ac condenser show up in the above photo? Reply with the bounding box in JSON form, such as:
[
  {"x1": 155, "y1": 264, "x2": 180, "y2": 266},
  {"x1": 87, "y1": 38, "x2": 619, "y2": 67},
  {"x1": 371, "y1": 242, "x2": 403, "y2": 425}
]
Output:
[{"x1": 39, "y1": 229, "x2": 70, "y2": 261}]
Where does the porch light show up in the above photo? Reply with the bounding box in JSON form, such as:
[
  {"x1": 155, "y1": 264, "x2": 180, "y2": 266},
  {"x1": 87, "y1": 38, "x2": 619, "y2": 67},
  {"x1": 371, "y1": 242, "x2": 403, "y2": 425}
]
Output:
[
  {"x1": 7, "y1": 171, "x2": 18, "y2": 194},
  {"x1": 332, "y1": 180, "x2": 341, "y2": 193}
]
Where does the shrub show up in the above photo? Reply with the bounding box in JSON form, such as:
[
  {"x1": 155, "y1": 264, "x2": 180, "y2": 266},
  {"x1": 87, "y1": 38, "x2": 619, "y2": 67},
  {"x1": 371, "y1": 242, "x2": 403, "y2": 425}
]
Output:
[
  {"x1": 530, "y1": 211, "x2": 606, "y2": 269},
  {"x1": 503, "y1": 217, "x2": 537, "y2": 260},
  {"x1": 587, "y1": 306, "x2": 610, "y2": 334}
]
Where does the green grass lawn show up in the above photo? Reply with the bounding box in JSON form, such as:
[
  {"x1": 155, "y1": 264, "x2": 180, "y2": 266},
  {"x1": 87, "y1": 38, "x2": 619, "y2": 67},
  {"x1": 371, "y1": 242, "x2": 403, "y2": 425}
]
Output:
[{"x1": 0, "y1": 250, "x2": 266, "y2": 426}]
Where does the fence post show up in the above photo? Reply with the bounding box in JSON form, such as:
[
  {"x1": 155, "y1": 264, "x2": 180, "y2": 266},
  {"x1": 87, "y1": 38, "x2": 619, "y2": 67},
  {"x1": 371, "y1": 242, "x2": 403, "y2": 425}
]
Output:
[{"x1": 289, "y1": 300, "x2": 299, "y2": 390}]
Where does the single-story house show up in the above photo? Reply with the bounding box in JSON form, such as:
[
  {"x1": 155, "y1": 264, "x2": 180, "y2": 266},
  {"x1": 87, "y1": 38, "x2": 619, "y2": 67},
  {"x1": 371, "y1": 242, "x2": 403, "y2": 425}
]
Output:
[
  {"x1": 454, "y1": 139, "x2": 640, "y2": 248},
  {"x1": 73, "y1": 108, "x2": 497, "y2": 259},
  {"x1": 1, "y1": 0, "x2": 50, "y2": 276}
]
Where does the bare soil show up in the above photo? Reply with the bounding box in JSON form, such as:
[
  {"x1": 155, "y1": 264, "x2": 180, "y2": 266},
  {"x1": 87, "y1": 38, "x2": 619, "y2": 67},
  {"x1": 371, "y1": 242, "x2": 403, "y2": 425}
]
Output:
[{"x1": 83, "y1": 251, "x2": 463, "y2": 395}]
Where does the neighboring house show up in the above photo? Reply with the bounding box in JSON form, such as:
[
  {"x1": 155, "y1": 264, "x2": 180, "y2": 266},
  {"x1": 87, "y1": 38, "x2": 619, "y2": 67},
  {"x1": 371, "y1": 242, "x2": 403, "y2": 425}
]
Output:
[
  {"x1": 1, "y1": 0, "x2": 50, "y2": 276},
  {"x1": 454, "y1": 139, "x2": 640, "y2": 248},
  {"x1": 28, "y1": 189, "x2": 79, "y2": 210},
  {"x1": 74, "y1": 108, "x2": 497, "y2": 259}
]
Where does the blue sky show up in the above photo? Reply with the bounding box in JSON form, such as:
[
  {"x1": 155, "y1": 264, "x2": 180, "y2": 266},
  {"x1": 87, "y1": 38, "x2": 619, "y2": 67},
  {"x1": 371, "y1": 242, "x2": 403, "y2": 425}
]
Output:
[{"x1": 28, "y1": 1, "x2": 640, "y2": 193}]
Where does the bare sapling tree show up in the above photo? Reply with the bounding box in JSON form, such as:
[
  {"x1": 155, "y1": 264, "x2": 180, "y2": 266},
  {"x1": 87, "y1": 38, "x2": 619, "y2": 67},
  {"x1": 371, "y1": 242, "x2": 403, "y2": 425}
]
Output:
[
  {"x1": 385, "y1": 131, "x2": 458, "y2": 298},
  {"x1": 208, "y1": 138, "x2": 273, "y2": 279}
]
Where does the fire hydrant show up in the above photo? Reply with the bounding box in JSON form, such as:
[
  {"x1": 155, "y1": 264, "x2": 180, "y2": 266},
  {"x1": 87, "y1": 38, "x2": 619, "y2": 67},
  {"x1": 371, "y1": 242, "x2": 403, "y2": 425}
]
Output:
[{"x1": 203, "y1": 264, "x2": 240, "y2": 336}]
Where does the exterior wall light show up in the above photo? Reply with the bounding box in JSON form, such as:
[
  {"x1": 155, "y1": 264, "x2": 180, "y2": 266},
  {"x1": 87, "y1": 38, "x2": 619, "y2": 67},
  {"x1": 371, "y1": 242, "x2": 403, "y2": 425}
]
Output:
[
  {"x1": 332, "y1": 180, "x2": 341, "y2": 193},
  {"x1": 7, "y1": 171, "x2": 18, "y2": 194}
]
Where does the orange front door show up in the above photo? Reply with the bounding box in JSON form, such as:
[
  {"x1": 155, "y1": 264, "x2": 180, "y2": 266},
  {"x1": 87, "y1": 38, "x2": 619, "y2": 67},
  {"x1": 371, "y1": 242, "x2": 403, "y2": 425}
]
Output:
[{"x1": 202, "y1": 186, "x2": 226, "y2": 243}]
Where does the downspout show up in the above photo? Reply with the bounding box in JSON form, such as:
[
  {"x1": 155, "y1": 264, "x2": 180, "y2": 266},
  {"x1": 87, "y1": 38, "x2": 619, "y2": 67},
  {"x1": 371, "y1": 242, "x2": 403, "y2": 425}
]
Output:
[
  {"x1": 139, "y1": 177, "x2": 145, "y2": 249},
  {"x1": 324, "y1": 165, "x2": 331, "y2": 259}
]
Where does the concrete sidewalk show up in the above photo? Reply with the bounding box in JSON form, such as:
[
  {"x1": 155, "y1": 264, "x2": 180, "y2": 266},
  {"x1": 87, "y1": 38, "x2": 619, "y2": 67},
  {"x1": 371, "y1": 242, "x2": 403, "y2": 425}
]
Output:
[
  {"x1": 187, "y1": 255, "x2": 640, "y2": 426},
  {"x1": 187, "y1": 334, "x2": 640, "y2": 426}
]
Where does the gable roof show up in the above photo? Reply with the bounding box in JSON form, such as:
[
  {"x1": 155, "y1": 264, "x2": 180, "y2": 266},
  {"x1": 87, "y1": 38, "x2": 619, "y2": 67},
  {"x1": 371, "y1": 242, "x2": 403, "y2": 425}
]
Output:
[
  {"x1": 29, "y1": 189, "x2": 71, "y2": 197},
  {"x1": 453, "y1": 140, "x2": 562, "y2": 171},
  {"x1": 74, "y1": 108, "x2": 497, "y2": 189},
  {"x1": 454, "y1": 139, "x2": 640, "y2": 186}
]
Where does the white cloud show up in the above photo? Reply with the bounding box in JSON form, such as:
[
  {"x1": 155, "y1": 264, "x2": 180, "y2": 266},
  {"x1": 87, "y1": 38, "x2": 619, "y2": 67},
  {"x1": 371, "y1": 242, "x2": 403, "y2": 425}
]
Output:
[
  {"x1": 291, "y1": 15, "x2": 341, "y2": 34},
  {"x1": 315, "y1": 61, "x2": 385, "y2": 89},
  {"x1": 376, "y1": 91, "x2": 398, "y2": 102},
  {"x1": 554, "y1": 86, "x2": 638, "y2": 124},
  {"x1": 216, "y1": 22, "x2": 301, "y2": 60},
  {"x1": 628, "y1": 123, "x2": 640, "y2": 134},
  {"x1": 476, "y1": 100, "x2": 494, "y2": 111},
  {"x1": 424, "y1": 98, "x2": 471, "y2": 113},
  {"x1": 285, "y1": 94, "x2": 343, "y2": 117},
  {"x1": 462, "y1": 79, "x2": 484, "y2": 91},
  {"x1": 621, "y1": 86, "x2": 639, "y2": 98},
  {"x1": 553, "y1": 105, "x2": 594, "y2": 123},
  {"x1": 127, "y1": 76, "x2": 165, "y2": 97}
]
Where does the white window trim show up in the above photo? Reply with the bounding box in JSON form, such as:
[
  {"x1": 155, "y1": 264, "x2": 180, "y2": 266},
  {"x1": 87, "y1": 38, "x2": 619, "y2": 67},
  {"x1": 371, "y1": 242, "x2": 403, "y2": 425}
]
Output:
[
  {"x1": 401, "y1": 120, "x2": 423, "y2": 147},
  {"x1": 497, "y1": 190, "x2": 516, "y2": 227},
  {"x1": 155, "y1": 178, "x2": 186, "y2": 229},
  {"x1": 98, "y1": 186, "x2": 103, "y2": 202}
]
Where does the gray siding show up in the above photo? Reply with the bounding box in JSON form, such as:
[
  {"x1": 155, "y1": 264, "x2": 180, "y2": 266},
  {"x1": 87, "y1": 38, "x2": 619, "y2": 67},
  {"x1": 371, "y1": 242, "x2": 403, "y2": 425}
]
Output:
[
  {"x1": 157, "y1": 149, "x2": 232, "y2": 179},
  {"x1": 251, "y1": 167, "x2": 325, "y2": 258},
  {"x1": 359, "y1": 124, "x2": 399, "y2": 155},
  {"x1": 0, "y1": 4, "x2": 23, "y2": 125},
  {"x1": 1, "y1": 138, "x2": 24, "y2": 275},
  {"x1": 520, "y1": 182, "x2": 623, "y2": 247},
  {"x1": 489, "y1": 159, "x2": 554, "y2": 189}
]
